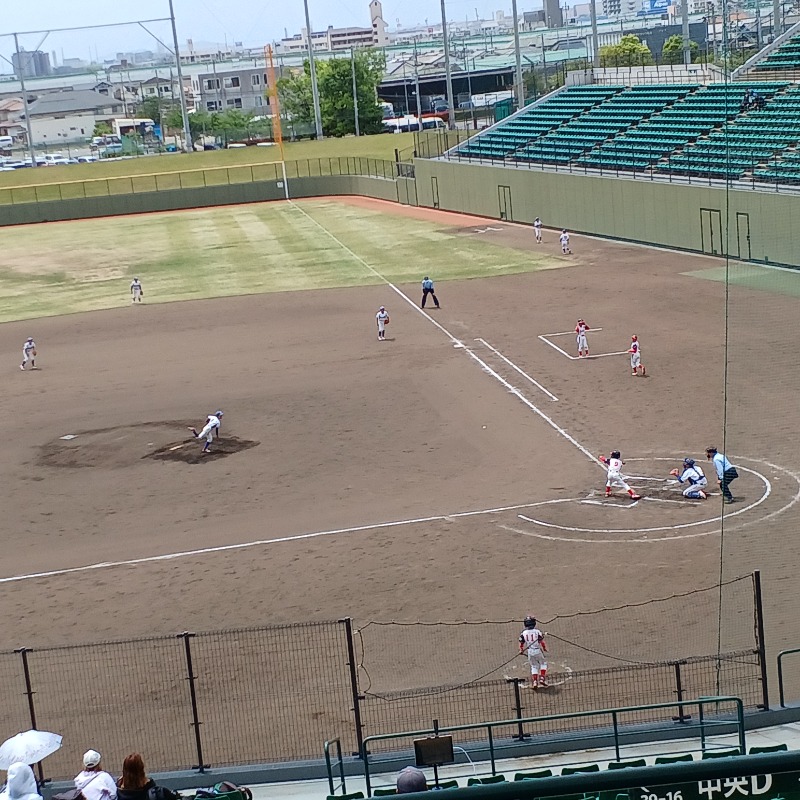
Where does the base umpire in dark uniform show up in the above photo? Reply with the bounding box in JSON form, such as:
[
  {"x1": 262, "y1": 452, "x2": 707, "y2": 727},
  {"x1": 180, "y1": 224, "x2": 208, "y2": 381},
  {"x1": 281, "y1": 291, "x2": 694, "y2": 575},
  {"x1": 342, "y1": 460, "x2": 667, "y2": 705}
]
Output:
[{"x1": 421, "y1": 276, "x2": 440, "y2": 309}]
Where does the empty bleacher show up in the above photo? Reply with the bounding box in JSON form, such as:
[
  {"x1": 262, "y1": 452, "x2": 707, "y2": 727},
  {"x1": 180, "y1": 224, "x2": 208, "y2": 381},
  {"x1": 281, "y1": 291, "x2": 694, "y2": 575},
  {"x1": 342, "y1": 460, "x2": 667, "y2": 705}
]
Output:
[{"x1": 751, "y1": 34, "x2": 800, "y2": 72}]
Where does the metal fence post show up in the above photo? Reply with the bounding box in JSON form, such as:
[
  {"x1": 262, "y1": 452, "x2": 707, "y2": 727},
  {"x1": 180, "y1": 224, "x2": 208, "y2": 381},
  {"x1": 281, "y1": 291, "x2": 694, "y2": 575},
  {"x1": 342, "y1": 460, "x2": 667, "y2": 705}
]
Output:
[
  {"x1": 671, "y1": 661, "x2": 691, "y2": 723},
  {"x1": 15, "y1": 648, "x2": 46, "y2": 786},
  {"x1": 338, "y1": 617, "x2": 365, "y2": 757},
  {"x1": 507, "y1": 678, "x2": 529, "y2": 741},
  {"x1": 178, "y1": 631, "x2": 209, "y2": 772},
  {"x1": 753, "y1": 570, "x2": 770, "y2": 710}
]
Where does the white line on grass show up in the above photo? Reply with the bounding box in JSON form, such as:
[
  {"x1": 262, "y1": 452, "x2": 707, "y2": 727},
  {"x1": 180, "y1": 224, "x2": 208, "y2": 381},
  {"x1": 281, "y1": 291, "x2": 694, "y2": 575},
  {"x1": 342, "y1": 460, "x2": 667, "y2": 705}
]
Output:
[
  {"x1": 475, "y1": 338, "x2": 558, "y2": 401},
  {"x1": 0, "y1": 500, "x2": 558, "y2": 585},
  {"x1": 289, "y1": 201, "x2": 601, "y2": 466}
]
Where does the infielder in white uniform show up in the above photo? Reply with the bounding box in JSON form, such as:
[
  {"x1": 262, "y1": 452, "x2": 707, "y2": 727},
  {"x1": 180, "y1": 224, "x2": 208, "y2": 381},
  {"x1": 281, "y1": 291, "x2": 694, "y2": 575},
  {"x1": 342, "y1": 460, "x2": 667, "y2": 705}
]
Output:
[
  {"x1": 376, "y1": 306, "x2": 390, "y2": 341},
  {"x1": 130, "y1": 277, "x2": 144, "y2": 303},
  {"x1": 575, "y1": 318, "x2": 590, "y2": 358},
  {"x1": 518, "y1": 615, "x2": 548, "y2": 688},
  {"x1": 629, "y1": 335, "x2": 646, "y2": 376},
  {"x1": 599, "y1": 450, "x2": 641, "y2": 500},
  {"x1": 188, "y1": 411, "x2": 223, "y2": 453},
  {"x1": 533, "y1": 217, "x2": 543, "y2": 244},
  {"x1": 670, "y1": 458, "x2": 708, "y2": 499},
  {"x1": 559, "y1": 229, "x2": 572, "y2": 254},
  {"x1": 20, "y1": 337, "x2": 36, "y2": 370}
]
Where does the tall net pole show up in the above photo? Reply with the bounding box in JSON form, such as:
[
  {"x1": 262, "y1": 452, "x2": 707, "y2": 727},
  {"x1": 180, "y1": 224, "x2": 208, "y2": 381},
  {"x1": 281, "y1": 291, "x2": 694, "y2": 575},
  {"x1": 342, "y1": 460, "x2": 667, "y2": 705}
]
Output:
[
  {"x1": 265, "y1": 44, "x2": 285, "y2": 162},
  {"x1": 168, "y1": 0, "x2": 193, "y2": 152},
  {"x1": 12, "y1": 34, "x2": 37, "y2": 167},
  {"x1": 302, "y1": 0, "x2": 324, "y2": 140}
]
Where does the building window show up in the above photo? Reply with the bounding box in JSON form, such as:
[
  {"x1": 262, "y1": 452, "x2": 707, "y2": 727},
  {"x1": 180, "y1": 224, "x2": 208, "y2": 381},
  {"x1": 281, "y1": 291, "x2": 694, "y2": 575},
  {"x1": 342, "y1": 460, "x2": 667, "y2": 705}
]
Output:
[
  {"x1": 251, "y1": 74, "x2": 261, "y2": 85},
  {"x1": 204, "y1": 79, "x2": 219, "y2": 90},
  {"x1": 223, "y1": 76, "x2": 240, "y2": 88},
  {"x1": 226, "y1": 98, "x2": 243, "y2": 108},
  {"x1": 254, "y1": 95, "x2": 263, "y2": 106},
  {"x1": 206, "y1": 100, "x2": 219, "y2": 111}
]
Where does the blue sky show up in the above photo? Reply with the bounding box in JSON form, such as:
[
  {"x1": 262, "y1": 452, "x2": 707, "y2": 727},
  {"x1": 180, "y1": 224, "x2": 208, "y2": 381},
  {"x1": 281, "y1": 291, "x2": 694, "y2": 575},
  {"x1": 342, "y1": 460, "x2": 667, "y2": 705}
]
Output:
[{"x1": 0, "y1": 0, "x2": 521, "y2": 67}]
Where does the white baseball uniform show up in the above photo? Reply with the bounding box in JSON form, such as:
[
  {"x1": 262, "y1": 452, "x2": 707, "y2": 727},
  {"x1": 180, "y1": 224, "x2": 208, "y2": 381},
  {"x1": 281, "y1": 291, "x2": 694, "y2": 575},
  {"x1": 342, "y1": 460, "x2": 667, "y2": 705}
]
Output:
[
  {"x1": 376, "y1": 309, "x2": 389, "y2": 338},
  {"x1": 21, "y1": 339, "x2": 36, "y2": 367},
  {"x1": 533, "y1": 218, "x2": 543, "y2": 242},
  {"x1": 630, "y1": 339, "x2": 642, "y2": 370},
  {"x1": 560, "y1": 232, "x2": 571, "y2": 253},
  {"x1": 519, "y1": 627, "x2": 548, "y2": 680},
  {"x1": 575, "y1": 321, "x2": 589, "y2": 355},
  {"x1": 678, "y1": 464, "x2": 708, "y2": 498},
  {"x1": 604, "y1": 456, "x2": 634, "y2": 493},
  {"x1": 196, "y1": 415, "x2": 221, "y2": 443},
  {"x1": 130, "y1": 279, "x2": 143, "y2": 301}
]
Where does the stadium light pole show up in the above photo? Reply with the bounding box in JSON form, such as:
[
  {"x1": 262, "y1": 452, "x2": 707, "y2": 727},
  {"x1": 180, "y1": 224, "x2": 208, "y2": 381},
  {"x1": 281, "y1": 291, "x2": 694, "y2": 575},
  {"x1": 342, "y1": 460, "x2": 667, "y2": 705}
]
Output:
[
  {"x1": 350, "y1": 47, "x2": 360, "y2": 136},
  {"x1": 511, "y1": 0, "x2": 524, "y2": 108},
  {"x1": 168, "y1": 0, "x2": 193, "y2": 152},
  {"x1": 439, "y1": 0, "x2": 456, "y2": 129},
  {"x1": 773, "y1": 0, "x2": 782, "y2": 37},
  {"x1": 681, "y1": 0, "x2": 691, "y2": 65},
  {"x1": 303, "y1": 0, "x2": 325, "y2": 140},
  {"x1": 12, "y1": 34, "x2": 38, "y2": 167},
  {"x1": 590, "y1": 0, "x2": 600, "y2": 67}
]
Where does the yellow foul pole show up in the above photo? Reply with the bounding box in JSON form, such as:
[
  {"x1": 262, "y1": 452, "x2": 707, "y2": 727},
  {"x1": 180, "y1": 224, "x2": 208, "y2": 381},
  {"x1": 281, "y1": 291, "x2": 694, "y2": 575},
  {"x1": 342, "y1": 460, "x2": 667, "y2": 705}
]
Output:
[{"x1": 265, "y1": 44, "x2": 285, "y2": 162}]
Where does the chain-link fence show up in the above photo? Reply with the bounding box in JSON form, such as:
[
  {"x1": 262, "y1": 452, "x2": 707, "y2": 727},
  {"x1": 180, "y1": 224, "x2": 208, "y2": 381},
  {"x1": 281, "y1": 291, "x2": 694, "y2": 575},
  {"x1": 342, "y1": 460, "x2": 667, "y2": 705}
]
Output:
[{"x1": 0, "y1": 576, "x2": 765, "y2": 781}]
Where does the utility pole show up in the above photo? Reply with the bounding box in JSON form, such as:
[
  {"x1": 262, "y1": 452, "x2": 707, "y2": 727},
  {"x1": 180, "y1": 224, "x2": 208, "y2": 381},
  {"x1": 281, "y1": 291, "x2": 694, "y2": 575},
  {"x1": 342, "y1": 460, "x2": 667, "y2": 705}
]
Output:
[
  {"x1": 440, "y1": 0, "x2": 456, "y2": 129},
  {"x1": 681, "y1": 0, "x2": 692, "y2": 65},
  {"x1": 350, "y1": 48, "x2": 360, "y2": 136},
  {"x1": 413, "y1": 37, "x2": 423, "y2": 122},
  {"x1": 168, "y1": 0, "x2": 193, "y2": 151},
  {"x1": 511, "y1": 0, "x2": 524, "y2": 107},
  {"x1": 590, "y1": 0, "x2": 600, "y2": 67},
  {"x1": 13, "y1": 34, "x2": 37, "y2": 167},
  {"x1": 303, "y1": 0, "x2": 324, "y2": 139}
]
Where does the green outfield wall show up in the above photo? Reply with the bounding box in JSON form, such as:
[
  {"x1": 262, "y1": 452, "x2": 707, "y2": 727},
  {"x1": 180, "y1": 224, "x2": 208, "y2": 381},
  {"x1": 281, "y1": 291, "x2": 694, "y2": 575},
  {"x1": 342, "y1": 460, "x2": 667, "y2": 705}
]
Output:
[{"x1": 414, "y1": 159, "x2": 800, "y2": 269}]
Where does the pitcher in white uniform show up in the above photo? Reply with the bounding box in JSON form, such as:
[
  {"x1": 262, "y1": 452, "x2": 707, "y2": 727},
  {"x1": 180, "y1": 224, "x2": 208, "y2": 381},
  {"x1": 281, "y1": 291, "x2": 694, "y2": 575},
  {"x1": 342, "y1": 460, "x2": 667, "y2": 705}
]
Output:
[
  {"x1": 188, "y1": 411, "x2": 223, "y2": 453},
  {"x1": 518, "y1": 615, "x2": 548, "y2": 688}
]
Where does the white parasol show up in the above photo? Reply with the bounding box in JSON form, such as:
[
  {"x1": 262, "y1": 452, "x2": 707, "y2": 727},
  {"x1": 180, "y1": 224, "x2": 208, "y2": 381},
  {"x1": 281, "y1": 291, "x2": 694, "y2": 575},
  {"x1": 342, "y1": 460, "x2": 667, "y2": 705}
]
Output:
[{"x1": 0, "y1": 730, "x2": 62, "y2": 770}]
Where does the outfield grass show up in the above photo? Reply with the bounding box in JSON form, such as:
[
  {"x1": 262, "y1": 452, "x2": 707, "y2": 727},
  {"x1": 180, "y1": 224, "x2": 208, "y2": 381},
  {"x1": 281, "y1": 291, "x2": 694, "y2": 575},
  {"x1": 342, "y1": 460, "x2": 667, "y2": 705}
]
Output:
[
  {"x1": 0, "y1": 133, "x2": 416, "y2": 190},
  {"x1": 0, "y1": 198, "x2": 567, "y2": 323}
]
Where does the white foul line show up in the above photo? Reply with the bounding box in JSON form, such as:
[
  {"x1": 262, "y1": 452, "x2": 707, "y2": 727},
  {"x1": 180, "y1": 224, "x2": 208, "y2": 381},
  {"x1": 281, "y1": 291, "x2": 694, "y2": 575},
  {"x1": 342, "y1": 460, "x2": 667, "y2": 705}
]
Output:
[
  {"x1": 543, "y1": 328, "x2": 605, "y2": 337},
  {"x1": 475, "y1": 338, "x2": 558, "y2": 401},
  {"x1": 0, "y1": 500, "x2": 551, "y2": 585},
  {"x1": 290, "y1": 201, "x2": 601, "y2": 467},
  {"x1": 538, "y1": 333, "x2": 628, "y2": 360},
  {"x1": 538, "y1": 334, "x2": 578, "y2": 360}
]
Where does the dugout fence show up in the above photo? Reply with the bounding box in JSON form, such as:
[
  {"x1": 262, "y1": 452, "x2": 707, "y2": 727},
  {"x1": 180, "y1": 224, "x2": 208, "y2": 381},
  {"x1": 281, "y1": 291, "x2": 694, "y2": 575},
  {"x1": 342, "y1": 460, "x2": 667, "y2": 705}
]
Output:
[{"x1": 0, "y1": 574, "x2": 769, "y2": 781}]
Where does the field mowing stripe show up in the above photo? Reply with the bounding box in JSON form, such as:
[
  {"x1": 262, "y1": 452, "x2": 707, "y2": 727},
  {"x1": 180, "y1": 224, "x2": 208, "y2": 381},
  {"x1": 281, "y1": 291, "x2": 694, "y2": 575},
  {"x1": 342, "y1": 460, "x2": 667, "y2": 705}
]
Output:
[{"x1": 289, "y1": 201, "x2": 602, "y2": 468}]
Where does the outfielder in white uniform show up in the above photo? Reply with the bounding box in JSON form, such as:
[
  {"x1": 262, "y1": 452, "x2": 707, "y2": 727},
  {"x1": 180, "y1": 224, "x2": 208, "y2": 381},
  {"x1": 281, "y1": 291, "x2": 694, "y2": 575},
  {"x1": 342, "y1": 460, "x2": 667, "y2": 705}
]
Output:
[
  {"x1": 188, "y1": 411, "x2": 223, "y2": 453},
  {"x1": 599, "y1": 450, "x2": 641, "y2": 500},
  {"x1": 376, "y1": 306, "x2": 390, "y2": 341},
  {"x1": 20, "y1": 337, "x2": 36, "y2": 370},
  {"x1": 670, "y1": 458, "x2": 708, "y2": 499},
  {"x1": 130, "y1": 278, "x2": 143, "y2": 303},
  {"x1": 518, "y1": 615, "x2": 548, "y2": 688},
  {"x1": 629, "y1": 335, "x2": 646, "y2": 376},
  {"x1": 559, "y1": 229, "x2": 572, "y2": 254},
  {"x1": 575, "y1": 318, "x2": 590, "y2": 358},
  {"x1": 533, "y1": 217, "x2": 543, "y2": 244}
]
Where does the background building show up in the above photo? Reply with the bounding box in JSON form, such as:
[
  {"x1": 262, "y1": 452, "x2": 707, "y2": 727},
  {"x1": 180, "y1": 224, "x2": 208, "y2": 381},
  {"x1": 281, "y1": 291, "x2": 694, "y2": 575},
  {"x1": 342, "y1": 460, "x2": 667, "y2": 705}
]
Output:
[
  {"x1": 194, "y1": 66, "x2": 282, "y2": 113},
  {"x1": 12, "y1": 50, "x2": 52, "y2": 79}
]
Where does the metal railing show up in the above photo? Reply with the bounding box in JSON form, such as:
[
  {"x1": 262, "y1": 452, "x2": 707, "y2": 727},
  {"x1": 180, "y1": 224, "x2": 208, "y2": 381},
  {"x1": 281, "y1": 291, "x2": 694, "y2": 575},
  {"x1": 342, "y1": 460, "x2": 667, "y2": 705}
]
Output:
[
  {"x1": 0, "y1": 157, "x2": 399, "y2": 206},
  {"x1": 360, "y1": 696, "x2": 746, "y2": 796}
]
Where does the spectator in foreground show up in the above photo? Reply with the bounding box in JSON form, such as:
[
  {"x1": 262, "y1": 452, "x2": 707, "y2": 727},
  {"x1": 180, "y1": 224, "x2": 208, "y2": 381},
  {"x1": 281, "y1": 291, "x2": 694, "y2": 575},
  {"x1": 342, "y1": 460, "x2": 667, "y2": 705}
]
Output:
[
  {"x1": 75, "y1": 750, "x2": 117, "y2": 800},
  {"x1": 117, "y1": 754, "x2": 179, "y2": 800},
  {"x1": 397, "y1": 767, "x2": 428, "y2": 793},
  {"x1": 1, "y1": 763, "x2": 42, "y2": 800}
]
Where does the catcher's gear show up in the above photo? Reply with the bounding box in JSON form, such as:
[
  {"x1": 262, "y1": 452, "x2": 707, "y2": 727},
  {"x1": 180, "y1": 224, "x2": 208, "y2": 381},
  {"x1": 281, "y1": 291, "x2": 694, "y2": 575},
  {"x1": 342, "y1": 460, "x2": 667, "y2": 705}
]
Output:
[
  {"x1": 524, "y1": 615, "x2": 537, "y2": 629},
  {"x1": 670, "y1": 468, "x2": 680, "y2": 477},
  {"x1": 683, "y1": 458, "x2": 695, "y2": 468},
  {"x1": 610, "y1": 450, "x2": 621, "y2": 460}
]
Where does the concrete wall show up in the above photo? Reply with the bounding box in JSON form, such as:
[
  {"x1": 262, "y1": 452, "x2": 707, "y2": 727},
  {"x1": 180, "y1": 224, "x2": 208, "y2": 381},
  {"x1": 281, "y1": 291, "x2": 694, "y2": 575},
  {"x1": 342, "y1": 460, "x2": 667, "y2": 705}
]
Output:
[
  {"x1": 414, "y1": 159, "x2": 800, "y2": 268},
  {"x1": 1, "y1": 175, "x2": 399, "y2": 226}
]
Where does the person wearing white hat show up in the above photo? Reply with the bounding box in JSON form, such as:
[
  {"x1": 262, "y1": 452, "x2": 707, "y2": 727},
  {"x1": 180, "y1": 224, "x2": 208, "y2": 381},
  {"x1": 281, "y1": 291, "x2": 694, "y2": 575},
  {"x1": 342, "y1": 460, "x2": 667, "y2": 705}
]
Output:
[{"x1": 74, "y1": 750, "x2": 116, "y2": 800}]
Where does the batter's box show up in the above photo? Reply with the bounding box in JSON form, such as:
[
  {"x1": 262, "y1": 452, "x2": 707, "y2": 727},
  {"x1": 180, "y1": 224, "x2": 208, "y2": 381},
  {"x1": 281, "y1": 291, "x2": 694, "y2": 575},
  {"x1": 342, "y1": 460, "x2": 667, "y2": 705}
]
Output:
[{"x1": 538, "y1": 327, "x2": 628, "y2": 361}]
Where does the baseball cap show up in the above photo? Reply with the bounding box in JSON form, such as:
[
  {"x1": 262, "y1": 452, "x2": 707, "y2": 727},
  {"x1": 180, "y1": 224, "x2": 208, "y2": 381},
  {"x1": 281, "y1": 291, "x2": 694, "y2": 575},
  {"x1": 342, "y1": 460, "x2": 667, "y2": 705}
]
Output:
[
  {"x1": 83, "y1": 750, "x2": 102, "y2": 768},
  {"x1": 396, "y1": 767, "x2": 427, "y2": 793}
]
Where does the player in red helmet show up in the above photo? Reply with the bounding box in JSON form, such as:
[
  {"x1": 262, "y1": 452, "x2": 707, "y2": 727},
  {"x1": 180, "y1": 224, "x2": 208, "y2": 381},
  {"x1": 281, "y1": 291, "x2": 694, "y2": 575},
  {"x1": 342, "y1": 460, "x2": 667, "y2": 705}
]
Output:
[{"x1": 599, "y1": 450, "x2": 641, "y2": 500}]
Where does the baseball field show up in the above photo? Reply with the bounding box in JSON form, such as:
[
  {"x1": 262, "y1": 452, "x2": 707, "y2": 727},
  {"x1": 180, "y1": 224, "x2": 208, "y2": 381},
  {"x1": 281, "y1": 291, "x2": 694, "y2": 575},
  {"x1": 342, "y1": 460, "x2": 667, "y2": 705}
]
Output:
[{"x1": 1, "y1": 195, "x2": 799, "y2": 762}]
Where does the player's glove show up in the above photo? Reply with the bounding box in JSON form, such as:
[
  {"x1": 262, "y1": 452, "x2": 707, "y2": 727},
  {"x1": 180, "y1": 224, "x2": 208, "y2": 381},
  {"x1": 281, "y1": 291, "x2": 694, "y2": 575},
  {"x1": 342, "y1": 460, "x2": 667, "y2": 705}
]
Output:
[
  {"x1": 32, "y1": 349, "x2": 37, "y2": 357},
  {"x1": 669, "y1": 469, "x2": 680, "y2": 477}
]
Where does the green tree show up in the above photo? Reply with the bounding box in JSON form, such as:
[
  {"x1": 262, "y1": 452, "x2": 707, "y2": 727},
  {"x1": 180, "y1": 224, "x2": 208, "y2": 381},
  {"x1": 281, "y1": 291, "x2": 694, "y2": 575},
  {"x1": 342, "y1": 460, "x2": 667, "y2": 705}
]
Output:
[
  {"x1": 600, "y1": 35, "x2": 655, "y2": 67},
  {"x1": 93, "y1": 121, "x2": 112, "y2": 136},
  {"x1": 317, "y1": 49, "x2": 386, "y2": 137},
  {"x1": 277, "y1": 65, "x2": 314, "y2": 127},
  {"x1": 165, "y1": 108, "x2": 213, "y2": 140},
  {"x1": 138, "y1": 95, "x2": 173, "y2": 123},
  {"x1": 662, "y1": 34, "x2": 700, "y2": 64}
]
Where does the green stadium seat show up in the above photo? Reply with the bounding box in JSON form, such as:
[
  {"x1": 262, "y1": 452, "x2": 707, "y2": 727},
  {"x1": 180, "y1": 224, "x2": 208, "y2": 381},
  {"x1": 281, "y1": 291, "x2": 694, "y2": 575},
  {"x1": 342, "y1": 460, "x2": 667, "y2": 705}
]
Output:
[
  {"x1": 514, "y1": 770, "x2": 553, "y2": 780},
  {"x1": 326, "y1": 793, "x2": 364, "y2": 800},
  {"x1": 702, "y1": 749, "x2": 742, "y2": 759},
  {"x1": 655, "y1": 754, "x2": 694, "y2": 764},
  {"x1": 748, "y1": 744, "x2": 788, "y2": 754},
  {"x1": 436, "y1": 781, "x2": 459, "y2": 790},
  {"x1": 373, "y1": 789, "x2": 397, "y2": 796},
  {"x1": 561, "y1": 764, "x2": 601, "y2": 775},
  {"x1": 607, "y1": 759, "x2": 647, "y2": 770},
  {"x1": 467, "y1": 775, "x2": 506, "y2": 786}
]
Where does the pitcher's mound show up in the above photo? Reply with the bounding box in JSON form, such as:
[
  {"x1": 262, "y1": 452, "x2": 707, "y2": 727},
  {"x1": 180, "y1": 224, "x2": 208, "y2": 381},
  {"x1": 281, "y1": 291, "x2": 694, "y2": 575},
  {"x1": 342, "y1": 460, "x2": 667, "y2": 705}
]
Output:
[{"x1": 147, "y1": 436, "x2": 259, "y2": 464}]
